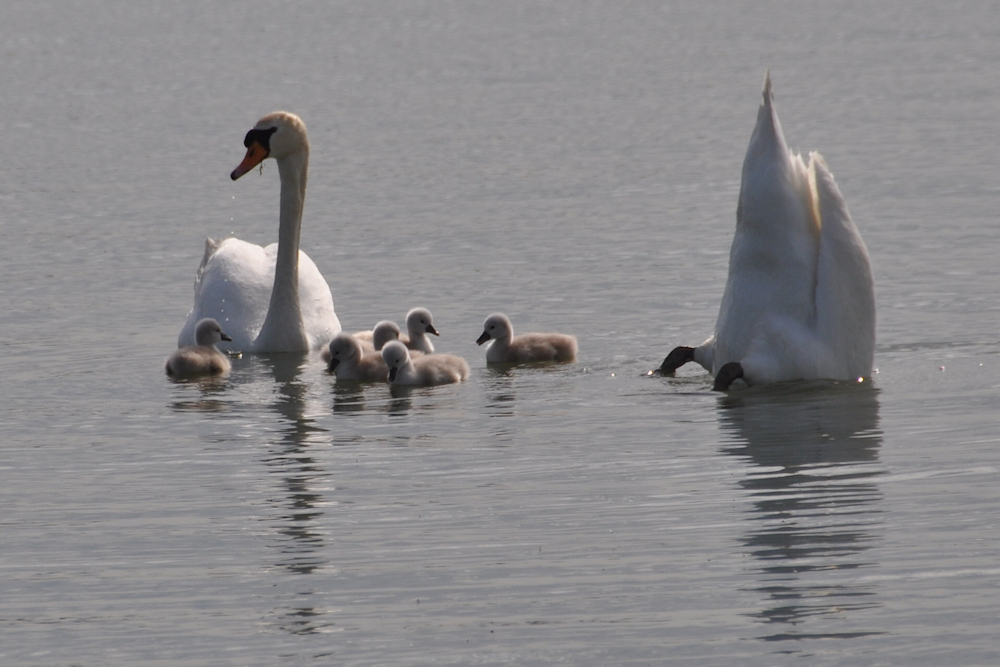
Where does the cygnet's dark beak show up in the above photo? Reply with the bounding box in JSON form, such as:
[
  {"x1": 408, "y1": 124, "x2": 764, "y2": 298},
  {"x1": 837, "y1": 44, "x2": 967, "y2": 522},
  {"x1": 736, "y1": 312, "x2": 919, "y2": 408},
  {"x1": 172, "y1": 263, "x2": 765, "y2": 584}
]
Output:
[
  {"x1": 427, "y1": 324, "x2": 439, "y2": 336},
  {"x1": 476, "y1": 331, "x2": 491, "y2": 346},
  {"x1": 387, "y1": 367, "x2": 397, "y2": 382},
  {"x1": 221, "y1": 332, "x2": 233, "y2": 342},
  {"x1": 327, "y1": 358, "x2": 340, "y2": 373}
]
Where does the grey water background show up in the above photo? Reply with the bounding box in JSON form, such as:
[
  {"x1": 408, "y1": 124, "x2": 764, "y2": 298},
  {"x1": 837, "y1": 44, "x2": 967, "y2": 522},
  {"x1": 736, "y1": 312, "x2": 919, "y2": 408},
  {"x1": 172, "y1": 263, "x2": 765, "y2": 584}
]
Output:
[{"x1": 2, "y1": 1, "x2": 999, "y2": 665}]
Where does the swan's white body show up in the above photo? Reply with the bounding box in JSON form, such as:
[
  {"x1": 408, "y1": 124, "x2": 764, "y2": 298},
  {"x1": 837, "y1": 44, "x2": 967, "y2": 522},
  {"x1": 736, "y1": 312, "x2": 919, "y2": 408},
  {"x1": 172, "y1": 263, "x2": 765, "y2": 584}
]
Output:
[
  {"x1": 325, "y1": 333, "x2": 389, "y2": 382},
  {"x1": 381, "y1": 341, "x2": 469, "y2": 386},
  {"x1": 691, "y1": 74, "x2": 875, "y2": 386},
  {"x1": 477, "y1": 313, "x2": 577, "y2": 363},
  {"x1": 166, "y1": 317, "x2": 232, "y2": 377},
  {"x1": 178, "y1": 112, "x2": 340, "y2": 353}
]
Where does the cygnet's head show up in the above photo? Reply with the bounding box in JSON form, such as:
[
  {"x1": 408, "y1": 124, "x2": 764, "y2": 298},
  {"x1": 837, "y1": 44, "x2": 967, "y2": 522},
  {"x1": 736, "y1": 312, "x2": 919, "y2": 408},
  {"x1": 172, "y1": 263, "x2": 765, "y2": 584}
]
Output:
[
  {"x1": 372, "y1": 320, "x2": 401, "y2": 351},
  {"x1": 406, "y1": 307, "x2": 439, "y2": 337},
  {"x1": 476, "y1": 313, "x2": 512, "y2": 345},
  {"x1": 326, "y1": 333, "x2": 362, "y2": 372},
  {"x1": 194, "y1": 318, "x2": 232, "y2": 347},
  {"x1": 380, "y1": 340, "x2": 411, "y2": 382},
  {"x1": 231, "y1": 111, "x2": 308, "y2": 180}
]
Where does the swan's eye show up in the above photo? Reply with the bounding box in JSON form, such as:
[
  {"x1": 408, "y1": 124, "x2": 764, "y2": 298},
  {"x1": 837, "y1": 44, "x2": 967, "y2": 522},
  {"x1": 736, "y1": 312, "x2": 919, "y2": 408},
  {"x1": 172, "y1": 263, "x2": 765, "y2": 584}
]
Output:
[{"x1": 243, "y1": 126, "x2": 278, "y2": 150}]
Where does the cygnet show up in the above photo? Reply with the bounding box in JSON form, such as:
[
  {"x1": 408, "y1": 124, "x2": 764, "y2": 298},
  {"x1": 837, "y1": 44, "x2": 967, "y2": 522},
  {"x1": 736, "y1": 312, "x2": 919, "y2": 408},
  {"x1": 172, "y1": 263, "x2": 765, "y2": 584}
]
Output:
[
  {"x1": 476, "y1": 313, "x2": 577, "y2": 363},
  {"x1": 381, "y1": 340, "x2": 469, "y2": 386},
  {"x1": 371, "y1": 320, "x2": 402, "y2": 351},
  {"x1": 400, "y1": 307, "x2": 439, "y2": 354},
  {"x1": 326, "y1": 332, "x2": 390, "y2": 382},
  {"x1": 339, "y1": 319, "x2": 402, "y2": 358},
  {"x1": 166, "y1": 318, "x2": 233, "y2": 377}
]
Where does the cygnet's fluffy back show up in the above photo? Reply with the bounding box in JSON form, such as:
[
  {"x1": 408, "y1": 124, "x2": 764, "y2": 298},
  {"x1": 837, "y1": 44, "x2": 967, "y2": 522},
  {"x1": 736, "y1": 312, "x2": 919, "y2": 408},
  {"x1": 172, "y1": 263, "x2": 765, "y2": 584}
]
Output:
[{"x1": 476, "y1": 313, "x2": 577, "y2": 363}]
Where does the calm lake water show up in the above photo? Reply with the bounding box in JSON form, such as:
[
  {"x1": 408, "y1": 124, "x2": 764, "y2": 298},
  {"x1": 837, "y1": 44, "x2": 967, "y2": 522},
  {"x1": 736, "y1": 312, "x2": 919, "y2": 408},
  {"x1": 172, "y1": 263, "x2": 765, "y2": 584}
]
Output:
[{"x1": 3, "y1": 2, "x2": 999, "y2": 665}]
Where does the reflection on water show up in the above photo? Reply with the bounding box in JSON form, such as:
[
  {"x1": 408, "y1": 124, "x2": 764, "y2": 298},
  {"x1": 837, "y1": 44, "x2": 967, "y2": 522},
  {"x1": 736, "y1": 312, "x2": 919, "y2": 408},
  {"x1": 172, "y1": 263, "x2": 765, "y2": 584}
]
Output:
[
  {"x1": 717, "y1": 382, "x2": 885, "y2": 643},
  {"x1": 483, "y1": 366, "x2": 518, "y2": 416},
  {"x1": 167, "y1": 353, "x2": 335, "y2": 634},
  {"x1": 330, "y1": 378, "x2": 369, "y2": 416},
  {"x1": 481, "y1": 368, "x2": 519, "y2": 446},
  {"x1": 166, "y1": 374, "x2": 231, "y2": 413},
  {"x1": 386, "y1": 384, "x2": 416, "y2": 415},
  {"x1": 257, "y1": 354, "x2": 329, "y2": 573},
  {"x1": 256, "y1": 354, "x2": 334, "y2": 634}
]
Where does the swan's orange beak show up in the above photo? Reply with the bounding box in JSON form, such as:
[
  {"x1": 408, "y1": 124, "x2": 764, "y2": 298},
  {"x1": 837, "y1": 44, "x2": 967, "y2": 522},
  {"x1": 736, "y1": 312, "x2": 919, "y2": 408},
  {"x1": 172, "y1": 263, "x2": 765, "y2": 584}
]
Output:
[{"x1": 231, "y1": 141, "x2": 269, "y2": 180}]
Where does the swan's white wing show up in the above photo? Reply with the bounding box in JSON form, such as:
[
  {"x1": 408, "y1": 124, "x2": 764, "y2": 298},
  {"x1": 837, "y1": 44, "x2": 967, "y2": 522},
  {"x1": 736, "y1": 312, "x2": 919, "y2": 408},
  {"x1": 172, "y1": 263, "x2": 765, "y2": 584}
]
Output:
[
  {"x1": 178, "y1": 237, "x2": 273, "y2": 350},
  {"x1": 810, "y1": 153, "x2": 875, "y2": 379}
]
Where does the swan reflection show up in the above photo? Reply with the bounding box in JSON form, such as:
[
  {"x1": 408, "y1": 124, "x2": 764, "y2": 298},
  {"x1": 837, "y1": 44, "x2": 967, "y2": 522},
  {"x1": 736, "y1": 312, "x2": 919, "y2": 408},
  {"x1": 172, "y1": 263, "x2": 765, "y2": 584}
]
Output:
[
  {"x1": 257, "y1": 353, "x2": 329, "y2": 576},
  {"x1": 167, "y1": 352, "x2": 335, "y2": 634},
  {"x1": 255, "y1": 354, "x2": 336, "y2": 635},
  {"x1": 718, "y1": 381, "x2": 885, "y2": 642}
]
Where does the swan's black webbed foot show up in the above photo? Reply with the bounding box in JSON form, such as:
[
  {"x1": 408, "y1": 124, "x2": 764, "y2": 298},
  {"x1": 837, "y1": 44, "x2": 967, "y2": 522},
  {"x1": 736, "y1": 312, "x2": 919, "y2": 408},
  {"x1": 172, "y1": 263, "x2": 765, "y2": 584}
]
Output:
[
  {"x1": 657, "y1": 346, "x2": 695, "y2": 376},
  {"x1": 712, "y1": 362, "x2": 744, "y2": 391}
]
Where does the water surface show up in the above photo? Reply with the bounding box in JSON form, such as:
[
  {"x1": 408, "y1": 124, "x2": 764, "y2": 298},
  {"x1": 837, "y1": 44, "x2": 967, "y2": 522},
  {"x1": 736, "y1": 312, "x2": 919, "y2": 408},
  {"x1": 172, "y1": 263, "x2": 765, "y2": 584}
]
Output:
[{"x1": 2, "y1": 2, "x2": 998, "y2": 665}]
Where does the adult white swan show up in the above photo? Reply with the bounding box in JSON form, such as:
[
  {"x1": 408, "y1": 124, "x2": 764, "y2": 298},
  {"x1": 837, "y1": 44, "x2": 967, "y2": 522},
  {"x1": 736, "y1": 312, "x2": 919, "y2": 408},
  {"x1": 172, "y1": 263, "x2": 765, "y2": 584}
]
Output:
[
  {"x1": 658, "y1": 74, "x2": 875, "y2": 390},
  {"x1": 177, "y1": 111, "x2": 340, "y2": 353}
]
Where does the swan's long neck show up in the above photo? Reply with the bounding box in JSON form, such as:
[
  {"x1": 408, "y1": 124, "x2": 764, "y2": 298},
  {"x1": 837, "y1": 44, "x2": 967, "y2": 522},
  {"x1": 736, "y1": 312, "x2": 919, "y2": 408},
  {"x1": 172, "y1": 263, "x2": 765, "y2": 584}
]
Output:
[{"x1": 255, "y1": 148, "x2": 310, "y2": 352}]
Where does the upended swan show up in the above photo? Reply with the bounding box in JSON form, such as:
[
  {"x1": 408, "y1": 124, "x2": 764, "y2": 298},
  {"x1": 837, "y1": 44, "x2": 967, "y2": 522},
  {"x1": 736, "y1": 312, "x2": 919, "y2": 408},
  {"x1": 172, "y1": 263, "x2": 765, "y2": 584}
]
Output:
[
  {"x1": 476, "y1": 313, "x2": 578, "y2": 363},
  {"x1": 177, "y1": 111, "x2": 340, "y2": 354},
  {"x1": 658, "y1": 73, "x2": 875, "y2": 391},
  {"x1": 325, "y1": 332, "x2": 390, "y2": 382},
  {"x1": 381, "y1": 340, "x2": 469, "y2": 386},
  {"x1": 165, "y1": 318, "x2": 232, "y2": 377}
]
